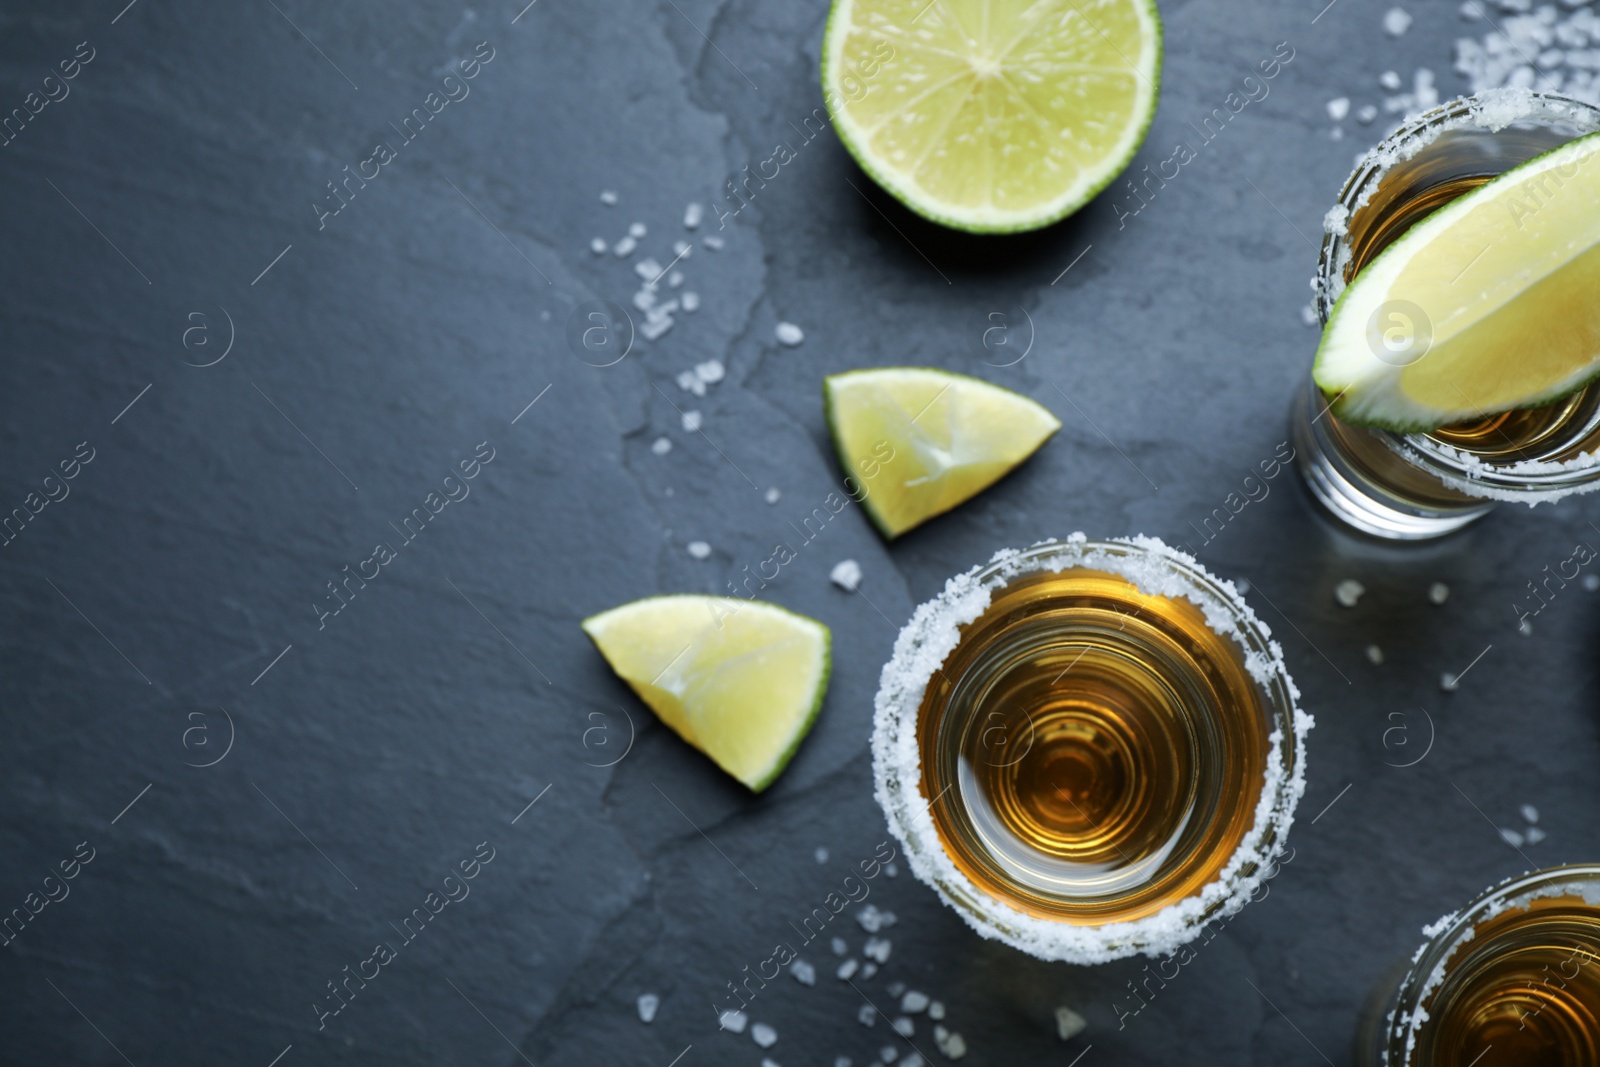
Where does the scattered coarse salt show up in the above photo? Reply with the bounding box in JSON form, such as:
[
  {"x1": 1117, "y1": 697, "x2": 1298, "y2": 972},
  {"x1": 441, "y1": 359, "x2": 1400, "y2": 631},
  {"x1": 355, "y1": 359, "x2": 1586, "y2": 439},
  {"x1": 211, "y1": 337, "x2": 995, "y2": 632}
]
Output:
[
  {"x1": 860, "y1": 962, "x2": 878, "y2": 979},
  {"x1": 635, "y1": 258, "x2": 663, "y2": 281},
  {"x1": 1583, "y1": 574, "x2": 1599, "y2": 592},
  {"x1": 879, "y1": 1047, "x2": 898, "y2": 1063},
  {"x1": 831, "y1": 559, "x2": 864, "y2": 592},
  {"x1": 857, "y1": 1004, "x2": 875, "y2": 1026},
  {"x1": 1429, "y1": 582, "x2": 1450, "y2": 604},
  {"x1": 589, "y1": 237, "x2": 607, "y2": 254},
  {"x1": 1522, "y1": 803, "x2": 1540, "y2": 824},
  {"x1": 1501, "y1": 827, "x2": 1526, "y2": 848},
  {"x1": 1357, "y1": 104, "x2": 1379, "y2": 123},
  {"x1": 1460, "y1": 0, "x2": 1483, "y2": 18},
  {"x1": 628, "y1": 222, "x2": 647, "y2": 239},
  {"x1": 751, "y1": 1022, "x2": 778, "y2": 1048},
  {"x1": 667, "y1": 271, "x2": 683, "y2": 288},
  {"x1": 762, "y1": 1060, "x2": 780, "y2": 1067},
  {"x1": 696, "y1": 359, "x2": 725, "y2": 384},
  {"x1": 684, "y1": 202, "x2": 704, "y2": 229},
  {"x1": 927, "y1": 1001, "x2": 944, "y2": 1020},
  {"x1": 838, "y1": 958, "x2": 860, "y2": 980},
  {"x1": 939, "y1": 1032, "x2": 968, "y2": 1059},
  {"x1": 892, "y1": 1018, "x2": 915, "y2": 1037},
  {"x1": 651, "y1": 437, "x2": 672, "y2": 456},
  {"x1": 831, "y1": 936, "x2": 848, "y2": 956},
  {"x1": 1300, "y1": 304, "x2": 1320, "y2": 326},
  {"x1": 633, "y1": 289, "x2": 657, "y2": 313},
  {"x1": 600, "y1": 189, "x2": 619, "y2": 205},
  {"x1": 641, "y1": 316, "x2": 673, "y2": 341},
  {"x1": 703, "y1": 235, "x2": 725, "y2": 250},
  {"x1": 721, "y1": 1009, "x2": 749, "y2": 1033},
  {"x1": 1519, "y1": 618, "x2": 1534, "y2": 636},
  {"x1": 676, "y1": 370, "x2": 704, "y2": 396},
  {"x1": 835, "y1": 1059, "x2": 853, "y2": 1067},
  {"x1": 1336, "y1": 579, "x2": 1366, "y2": 607},
  {"x1": 765, "y1": 487, "x2": 781, "y2": 505},
  {"x1": 682, "y1": 410, "x2": 702, "y2": 433},
  {"x1": 681, "y1": 292, "x2": 701, "y2": 312},
  {"x1": 1380, "y1": 69, "x2": 1403, "y2": 90},
  {"x1": 613, "y1": 235, "x2": 637, "y2": 257},
  {"x1": 864, "y1": 937, "x2": 892, "y2": 963},
  {"x1": 1327, "y1": 96, "x2": 1351, "y2": 120},
  {"x1": 901, "y1": 1056, "x2": 923, "y2": 1067},
  {"x1": 790, "y1": 959, "x2": 816, "y2": 986},
  {"x1": 1384, "y1": 6, "x2": 1414, "y2": 35},
  {"x1": 673, "y1": 239, "x2": 692, "y2": 257},
  {"x1": 637, "y1": 993, "x2": 660, "y2": 1023},
  {"x1": 1055, "y1": 1006, "x2": 1088, "y2": 1041},
  {"x1": 887, "y1": 981, "x2": 906, "y2": 998},
  {"x1": 856, "y1": 904, "x2": 896, "y2": 933},
  {"x1": 1366, "y1": 644, "x2": 1384, "y2": 665},
  {"x1": 775, "y1": 321, "x2": 805, "y2": 347},
  {"x1": 687, "y1": 541, "x2": 711, "y2": 560},
  {"x1": 1441, "y1": 672, "x2": 1461, "y2": 692},
  {"x1": 1528, "y1": 826, "x2": 1548, "y2": 844},
  {"x1": 901, "y1": 991, "x2": 930, "y2": 1014},
  {"x1": 884, "y1": 862, "x2": 898, "y2": 878}
]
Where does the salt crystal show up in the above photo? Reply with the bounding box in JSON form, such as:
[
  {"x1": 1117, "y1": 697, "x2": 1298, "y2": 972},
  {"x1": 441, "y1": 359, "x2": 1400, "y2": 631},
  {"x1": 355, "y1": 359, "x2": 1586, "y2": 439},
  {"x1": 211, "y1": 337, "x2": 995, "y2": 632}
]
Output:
[
  {"x1": 682, "y1": 410, "x2": 702, "y2": 432},
  {"x1": 1327, "y1": 96, "x2": 1352, "y2": 120},
  {"x1": 1357, "y1": 104, "x2": 1379, "y2": 123},
  {"x1": 1500, "y1": 827, "x2": 1526, "y2": 847},
  {"x1": 901, "y1": 991, "x2": 930, "y2": 1013},
  {"x1": 857, "y1": 1004, "x2": 876, "y2": 1026},
  {"x1": 901, "y1": 1056, "x2": 923, "y2": 1067},
  {"x1": 1381, "y1": 69, "x2": 1404, "y2": 89},
  {"x1": 762, "y1": 1060, "x2": 780, "y2": 1067},
  {"x1": 1330, "y1": 126, "x2": 1345, "y2": 141},
  {"x1": 651, "y1": 437, "x2": 672, "y2": 456},
  {"x1": 1236, "y1": 578, "x2": 1251, "y2": 594},
  {"x1": 1528, "y1": 826, "x2": 1548, "y2": 844},
  {"x1": 1429, "y1": 582, "x2": 1450, "y2": 604},
  {"x1": 887, "y1": 981, "x2": 906, "y2": 998},
  {"x1": 928, "y1": 1001, "x2": 944, "y2": 1020},
  {"x1": 1441, "y1": 672, "x2": 1460, "y2": 692},
  {"x1": 684, "y1": 202, "x2": 703, "y2": 229},
  {"x1": 1335, "y1": 579, "x2": 1366, "y2": 607},
  {"x1": 775, "y1": 321, "x2": 805, "y2": 347},
  {"x1": 641, "y1": 316, "x2": 673, "y2": 341},
  {"x1": 1519, "y1": 619, "x2": 1534, "y2": 636},
  {"x1": 703, "y1": 235, "x2": 725, "y2": 250},
  {"x1": 892, "y1": 1018, "x2": 915, "y2": 1037},
  {"x1": 600, "y1": 189, "x2": 618, "y2": 205},
  {"x1": 765, "y1": 488, "x2": 781, "y2": 505},
  {"x1": 831, "y1": 559, "x2": 864, "y2": 592},
  {"x1": 1055, "y1": 1006, "x2": 1088, "y2": 1040},
  {"x1": 864, "y1": 937, "x2": 892, "y2": 963},
  {"x1": 860, "y1": 962, "x2": 878, "y2": 979},
  {"x1": 1384, "y1": 6, "x2": 1414, "y2": 35},
  {"x1": 676, "y1": 370, "x2": 698, "y2": 392},
  {"x1": 838, "y1": 958, "x2": 860, "y2": 980},
  {"x1": 856, "y1": 904, "x2": 896, "y2": 932},
  {"x1": 687, "y1": 541, "x2": 711, "y2": 560},
  {"x1": 613, "y1": 235, "x2": 637, "y2": 257},
  {"x1": 884, "y1": 862, "x2": 898, "y2": 878},
  {"x1": 934, "y1": 1026, "x2": 949, "y2": 1041},
  {"x1": 668, "y1": 271, "x2": 684, "y2": 288},
  {"x1": 1301, "y1": 304, "x2": 1319, "y2": 326},
  {"x1": 1522, "y1": 803, "x2": 1540, "y2": 824},
  {"x1": 633, "y1": 289, "x2": 657, "y2": 312},
  {"x1": 673, "y1": 240, "x2": 692, "y2": 257},
  {"x1": 831, "y1": 936, "x2": 848, "y2": 956},
  {"x1": 721, "y1": 1009, "x2": 749, "y2": 1033},
  {"x1": 695, "y1": 359, "x2": 725, "y2": 384},
  {"x1": 681, "y1": 292, "x2": 701, "y2": 312},
  {"x1": 1583, "y1": 574, "x2": 1599, "y2": 591},
  {"x1": 1366, "y1": 644, "x2": 1384, "y2": 665},
  {"x1": 589, "y1": 237, "x2": 607, "y2": 254},
  {"x1": 942, "y1": 1032, "x2": 967, "y2": 1059},
  {"x1": 790, "y1": 959, "x2": 816, "y2": 986},
  {"x1": 879, "y1": 1047, "x2": 898, "y2": 1063},
  {"x1": 637, "y1": 993, "x2": 659, "y2": 1023},
  {"x1": 628, "y1": 222, "x2": 647, "y2": 238},
  {"x1": 751, "y1": 1022, "x2": 777, "y2": 1048},
  {"x1": 635, "y1": 258, "x2": 663, "y2": 282},
  {"x1": 1461, "y1": 0, "x2": 1484, "y2": 17},
  {"x1": 835, "y1": 1059, "x2": 853, "y2": 1067}
]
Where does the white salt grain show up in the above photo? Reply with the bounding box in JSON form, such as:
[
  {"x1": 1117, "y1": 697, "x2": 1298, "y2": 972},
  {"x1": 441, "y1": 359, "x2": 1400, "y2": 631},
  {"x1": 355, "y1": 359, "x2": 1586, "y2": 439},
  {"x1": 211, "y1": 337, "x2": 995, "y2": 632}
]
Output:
[
  {"x1": 673, "y1": 240, "x2": 692, "y2": 257},
  {"x1": 1441, "y1": 672, "x2": 1460, "y2": 692},
  {"x1": 1583, "y1": 574, "x2": 1599, "y2": 591},
  {"x1": 703, "y1": 235, "x2": 725, "y2": 250},
  {"x1": 1366, "y1": 644, "x2": 1384, "y2": 665},
  {"x1": 681, "y1": 292, "x2": 701, "y2": 312},
  {"x1": 857, "y1": 1004, "x2": 875, "y2": 1026},
  {"x1": 589, "y1": 237, "x2": 607, "y2": 254},
  {"x1": 687, "y1": 541, "x2": 711, "y2": 560},
  {"x1": 1429, "y1": 582, "x2": 1450, "y2": 604},
  {"x1": 637, "y1": 993, "x2": 659, "y2": 1023},
  {"x1": 860, "y1": 962, "x2": 878, "y2": 979},
  {"x1": 901, "y1": 991, "x2": 930, "y2": 1014},
  {"x1": 835, "y1": 1059, "x2": 853, "y2": 1067},
  {"x1": 831, "y1": 559, "x2": 864, "y2": 592},
  {"x1": 1357, "y1": 104, "x2": 1379, "y2": 123},
  {"x1": 1301, "y1": 304, "x2": 1319, "y2": 326},
  {"x1": 1385, "y1": 6, "x2": 1414, "y2": 35},
  {"x1": 1501, "y1": 827, "x2": 1526, "y2": 848},
  {"x1": 1055, "y1": 1006, "x2": 1088, "y2": 1041},
  {"x1": 864, "y1": 937, "x2": 892, "y2": 964},
  {"x1": 613, "y1": 235, "x2": 637, "y2": 257},
  {"x1": 682, "y1": 410, "x2": 702, "y2": 433},
  {"x1": 1327, "y1": 96, "x2": 1352, "y2": 120},
  {"x1": 1336, "y1": 579, "x2": 1366, "y2": 607},
  {"x1": 641, "y1": 316, "x2": 673, "y2": 341},
  {"x1": 887, "y1": 981, "x2": 906, "y2": 998},
  {"x1": 942, "y1": 1032, "x2": 967, "y2": 1059},
  {"x1": 856, "y1": 904, "x2": 896, "y2": 933},
  {"x1": 600, "y1": 189, "x2": 619, "y2": 205},
  {"x1": 1528, "y1": 826, "x2": 1548, "y2": 844},
  {"x1": 651, "y1": 437, "x2": 672, "y2": 456},
  {"x1": 928, "y1": 1001, "x2": 944, "y2": 1020},
  {"x1": 892, "y1": 1018, "x2": 915, "y2": 1037},
  {"x1": 1381, "y1": 69, "x2": 1404, "y2": 89},
  {"x1": 761, "y1": 1060, "x2": 780, "y2": 1067},
  {"x1": 1522, "y1": 803, "x2": 1540, "y2": 824},
  {"x1": 695, "y1": 359, "x2": 725, "y2": 384},
  {"x1": 790, "y1": 959, "x2": 816, "y2": 986},
  {"x1": 879, "y1": 1047, "x2": 898, "y2": 1063},
  {"x1": 884, "y1": 862, "x2": 898, "y2": 878},
  {"x1": 765, "y1": 487, "x2": 781, "y2": 504},
  {"x1": 684, "y1": 202, "x2": 704, "y2": 229},
  {"x1": 831, "y1": 936, "x2": 848, "y2": 956},
  {"x1": 838, "y1": 958, "x2": 860, "y2": 981},
  {"x1": 751, "y1": 1022, "x2": 777, "y2": 1048},
  {"x1": 775, "y1": 321, "x2": 805, "y2": 347},
  {"x1": 628, "y1": 222, "x2": 647, "y2": 239},
  {"x1": 721, "y1": 1010, "x2": 749, "y2": 1033},
  {"x1": 635, "y1": 258, "x2": 663, "y2": 281},
  {"x1": 668, "y1": 271, "x2": 684, "y2": 288}
]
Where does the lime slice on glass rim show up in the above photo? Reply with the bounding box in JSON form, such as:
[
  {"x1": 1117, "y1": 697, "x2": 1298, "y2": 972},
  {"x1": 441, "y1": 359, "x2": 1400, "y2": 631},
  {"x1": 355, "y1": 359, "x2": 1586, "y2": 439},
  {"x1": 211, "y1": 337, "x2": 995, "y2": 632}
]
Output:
[
  {"x1": 825, "y1": 367, "x2": 1061, "y2": 539},
  {"x1": 581, "y1": 596, "x2": 831, "y2": 792},
  {"x1": 1314, "y1": 130, "x2": 1600, "y2": 432},
  {"x1": 821, "y1": 0, "x2": 1162, "y2": 233}
]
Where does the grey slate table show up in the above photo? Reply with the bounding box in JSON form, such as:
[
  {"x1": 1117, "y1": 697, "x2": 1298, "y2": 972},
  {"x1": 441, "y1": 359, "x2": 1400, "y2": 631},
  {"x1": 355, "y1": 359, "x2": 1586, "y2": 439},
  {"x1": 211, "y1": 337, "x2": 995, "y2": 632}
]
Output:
[{"x1": 3, "y1": 1, "x2": 1596, "y2": 1064}]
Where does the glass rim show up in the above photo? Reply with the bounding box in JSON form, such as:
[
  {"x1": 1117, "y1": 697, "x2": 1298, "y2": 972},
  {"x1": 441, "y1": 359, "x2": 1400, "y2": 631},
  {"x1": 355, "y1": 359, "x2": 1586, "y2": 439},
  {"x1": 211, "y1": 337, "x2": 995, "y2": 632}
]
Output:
[
  {"x1": 1381, "y1": 863, "x2": 1600, "y2": 1065},
  {"x1": 1312, "y1": 88, "x2": 1600, "y2": 499},
  {"x1": 870, "y1": 535, "x2": 1310, "y2": 964}
]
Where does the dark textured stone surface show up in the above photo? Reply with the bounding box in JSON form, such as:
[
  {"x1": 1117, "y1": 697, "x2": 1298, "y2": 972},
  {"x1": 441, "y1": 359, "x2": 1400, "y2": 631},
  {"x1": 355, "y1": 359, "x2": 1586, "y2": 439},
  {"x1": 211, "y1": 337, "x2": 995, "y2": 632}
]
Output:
[{"x1": 3, "y1": 1, "x2": 1597, "y2": 1065}]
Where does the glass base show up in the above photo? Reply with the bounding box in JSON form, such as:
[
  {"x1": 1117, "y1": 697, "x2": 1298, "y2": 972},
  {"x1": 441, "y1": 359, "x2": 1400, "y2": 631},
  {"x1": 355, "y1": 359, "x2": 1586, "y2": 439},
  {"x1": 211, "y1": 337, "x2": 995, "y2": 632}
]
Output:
[{"x1": 1290, "y1": 378, "x2": 1495, "y2": 541}]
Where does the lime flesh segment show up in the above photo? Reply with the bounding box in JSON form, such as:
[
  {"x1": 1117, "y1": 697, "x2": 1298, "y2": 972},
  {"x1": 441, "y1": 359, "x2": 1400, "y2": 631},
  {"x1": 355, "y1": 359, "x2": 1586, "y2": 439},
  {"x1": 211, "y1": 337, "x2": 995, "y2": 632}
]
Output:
[
  {"x1": 825, "y1": 367, "x2": 1061, "y2": 538},
  {"x1": 581, "y1": 596, "x2": 831, "y2": 792},
  {"x1": 822, "y1": 0, "x2": 1162, "y2": 233},
  {"x1": 1315, "y1": 130, "x2": 1600, "y2": 431}
]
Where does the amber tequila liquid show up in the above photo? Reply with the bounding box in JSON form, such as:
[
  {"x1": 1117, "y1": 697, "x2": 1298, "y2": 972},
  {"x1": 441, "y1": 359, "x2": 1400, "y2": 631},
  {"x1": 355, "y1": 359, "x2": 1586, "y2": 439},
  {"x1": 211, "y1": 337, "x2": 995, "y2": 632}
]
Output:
[
  {"x1": 1294, "y1": 91, "x2": 1600, "y2": 540},
  {"x1": 873, "y1": 539, "x2": 1304, "y2": 963},
  {"x1": 1368, "y1": 866, "x2": 1600, "y2": 1066}
]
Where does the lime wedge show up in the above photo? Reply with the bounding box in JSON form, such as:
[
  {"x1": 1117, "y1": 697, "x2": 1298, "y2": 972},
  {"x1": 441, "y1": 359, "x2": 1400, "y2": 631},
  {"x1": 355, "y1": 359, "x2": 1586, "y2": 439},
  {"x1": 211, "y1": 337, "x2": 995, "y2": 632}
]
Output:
[
  {"x1": 821, "y1": 0, "x2": 1162, "y2": 233},
  {"x1": 825, "y1": 367, "x2": 1061, "y2": 538},
  {"x1": 580, "y1": 596, "x2": 831, "y2": 792},
  {"x1": 1315, "y1": 131, "x2": 1600, "y2": 431}
]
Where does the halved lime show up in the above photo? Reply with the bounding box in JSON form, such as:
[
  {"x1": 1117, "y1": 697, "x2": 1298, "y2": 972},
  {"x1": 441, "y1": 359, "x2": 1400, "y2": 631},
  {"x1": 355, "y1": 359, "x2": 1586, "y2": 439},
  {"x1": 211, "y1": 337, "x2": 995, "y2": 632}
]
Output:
[
  {"x1": 821, "y1": 0, "x2": 1162, "y2": 233},
  {"x1": 580, "y1": 596, "x2": 831, "y2": 792},
  {"x1": 1315, "y1": 131, "x2": 1600, "y2": 431},
  {"x1": 825, "y1": 367, "x2": 1061, "y2": 538}
]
